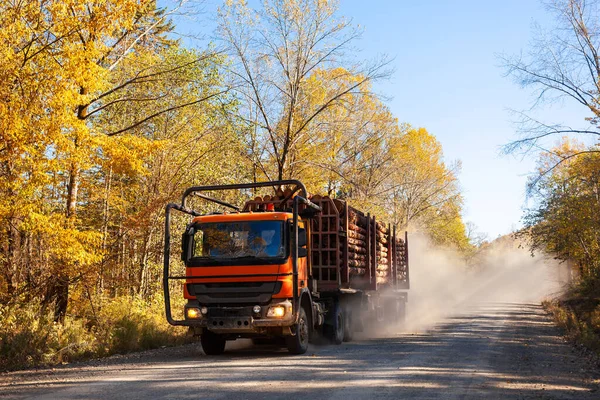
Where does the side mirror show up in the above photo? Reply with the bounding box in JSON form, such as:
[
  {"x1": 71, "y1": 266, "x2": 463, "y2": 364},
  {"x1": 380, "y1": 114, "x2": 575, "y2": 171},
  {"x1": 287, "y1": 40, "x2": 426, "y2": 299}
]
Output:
[
  {"x1": 298, "y1": 229, "x2": 307, "y2": 248},
  {"x1": 181, "y1": 226, "x2": 194, "y2": 261},
  {"x1": 298, "y1": 247, "x2": 308, "y2": 258}
]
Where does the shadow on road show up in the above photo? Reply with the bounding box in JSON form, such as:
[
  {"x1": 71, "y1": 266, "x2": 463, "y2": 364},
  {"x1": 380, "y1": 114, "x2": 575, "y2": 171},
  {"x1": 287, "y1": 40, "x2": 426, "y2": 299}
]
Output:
[{"x1": 2, "y1": 303, "x2": 599, "y2": 400}]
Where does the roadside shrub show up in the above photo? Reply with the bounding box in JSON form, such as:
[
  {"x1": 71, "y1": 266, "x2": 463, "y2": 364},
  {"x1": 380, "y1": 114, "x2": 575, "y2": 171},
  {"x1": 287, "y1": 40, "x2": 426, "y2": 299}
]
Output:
[
  {"x1": 544, "y1": 293, "x2": 600, "y2": 354},
  {"x1": 0, "y1": 294, "x2": 188, "y2": 371},
  {"x1": 0, "y1": 302, "x2": 95, "y2": 370}
]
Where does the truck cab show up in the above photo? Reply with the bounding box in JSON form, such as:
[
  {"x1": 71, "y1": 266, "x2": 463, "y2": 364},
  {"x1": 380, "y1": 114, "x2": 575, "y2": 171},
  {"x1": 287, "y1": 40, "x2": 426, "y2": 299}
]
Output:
[{"x1": 164, "y1": 181, "x2": 320, "y2": 355}]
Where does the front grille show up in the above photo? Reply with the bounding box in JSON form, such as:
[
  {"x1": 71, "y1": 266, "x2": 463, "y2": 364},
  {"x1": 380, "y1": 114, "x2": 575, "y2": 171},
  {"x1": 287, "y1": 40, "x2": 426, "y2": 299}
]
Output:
[
  {"x1": 188, "y1": 281, "x2": 283, "y2": 305},
  {"x1": 208, "y1": 307, "x2": 253, "y2": 318}
]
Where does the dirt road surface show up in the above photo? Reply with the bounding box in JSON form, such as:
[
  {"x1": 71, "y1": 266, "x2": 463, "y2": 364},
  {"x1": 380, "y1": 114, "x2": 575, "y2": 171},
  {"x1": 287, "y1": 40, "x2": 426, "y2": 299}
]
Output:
[{"x1": 1, "y1": 303, "x2": 599, "y2": 399}]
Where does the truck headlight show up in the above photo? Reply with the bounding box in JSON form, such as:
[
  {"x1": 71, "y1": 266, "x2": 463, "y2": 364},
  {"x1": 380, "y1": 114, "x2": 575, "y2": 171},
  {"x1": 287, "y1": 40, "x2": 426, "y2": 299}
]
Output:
[
  {"x1": 267, "y1": 305, "x2": 286, "y2": 318},
  {"x1": 186, "y1": 307, "x2": 202, "y2": 319}
]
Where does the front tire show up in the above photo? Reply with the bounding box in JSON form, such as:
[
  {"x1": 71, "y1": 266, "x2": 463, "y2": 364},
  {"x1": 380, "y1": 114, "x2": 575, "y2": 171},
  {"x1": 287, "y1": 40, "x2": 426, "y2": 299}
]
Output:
[
  {"x1": 286, "y1": 307, "x2": 309, "y2": 354},
  {"x1": 200, "y1": 331, "x2": 226, "y2": 355}
]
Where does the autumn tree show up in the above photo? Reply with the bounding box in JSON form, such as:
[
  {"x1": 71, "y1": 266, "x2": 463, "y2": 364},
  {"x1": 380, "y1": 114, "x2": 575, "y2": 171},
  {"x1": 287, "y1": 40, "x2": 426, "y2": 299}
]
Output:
[
  {"x1": 0, "y1": 0, "x2": 230, "y2": 320},
  {"x1": 522, "y1": 139, "x2": 600, "y2": 280},
  {"x1": 503, "y1": 0, "x2": 600, "y2": 288},
  {"x1": 217, "y1": 0, "x2": 390, "y2": 182},
  {"x1": 503, "y1": 0, "x2": 600, "y2": 167},
  {"x1": 270, "y1": 67, "x2": 470, "y2": 249},
  {"x1": 86, "y1": 47, "x2": 246, "y2": 299}
]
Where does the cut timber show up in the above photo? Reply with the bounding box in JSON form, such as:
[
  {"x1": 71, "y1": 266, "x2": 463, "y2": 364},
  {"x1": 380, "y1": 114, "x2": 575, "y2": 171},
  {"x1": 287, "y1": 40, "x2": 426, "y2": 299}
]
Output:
[
  {"x1": 348, "y1": 231, "x2": 366, "y2": 241},
  {"x1": 348, "y1": 245, "x2": 367, "y2": 254},
  {"x1": 349, "y1": 267, "x2": 366, "y2": 275},
  {"x1": 348, "y1": 260, "x2": 367, "y2": 268},
  {"x1": 348, "y1": 223, "x2": 367, "y2": 235},
  {"x1": 348, "y1": 253, "x2": 366, "y2": 262}
]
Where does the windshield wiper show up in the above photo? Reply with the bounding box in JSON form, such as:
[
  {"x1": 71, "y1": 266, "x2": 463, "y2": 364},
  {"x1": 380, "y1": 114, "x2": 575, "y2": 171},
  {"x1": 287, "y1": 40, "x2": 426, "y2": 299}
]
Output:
[{"x1": 229, "y1": 255, "x2": 273, "y2": 261}]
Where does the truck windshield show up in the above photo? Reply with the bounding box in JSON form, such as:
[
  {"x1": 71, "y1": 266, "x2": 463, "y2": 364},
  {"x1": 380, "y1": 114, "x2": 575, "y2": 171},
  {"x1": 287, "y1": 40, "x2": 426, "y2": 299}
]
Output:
[{"x1": 192, "y1": 221, "x2": 285, "y2": 260}]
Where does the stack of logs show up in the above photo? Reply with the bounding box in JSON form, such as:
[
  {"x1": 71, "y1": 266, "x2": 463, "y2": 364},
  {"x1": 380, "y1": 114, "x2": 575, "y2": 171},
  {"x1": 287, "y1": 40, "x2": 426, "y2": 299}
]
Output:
[
  {"x1": 347, "y1": 207, "x2": 368, "y2": 276},
  {"x1": 345, "y1": 207, "x2": 392, "y2": 285},
  {"x1": 243, "y1": 190, "x2": 407, "y2": 288},
  {"x1": 375, "y1": 220, "x2": 389, "y2": 285},
  {"x1": 395, "y1": 235, "x2": 408, "y2": 285},
  {"x1": 245, "y1": 187, "x2": 296, "y2": 211}
]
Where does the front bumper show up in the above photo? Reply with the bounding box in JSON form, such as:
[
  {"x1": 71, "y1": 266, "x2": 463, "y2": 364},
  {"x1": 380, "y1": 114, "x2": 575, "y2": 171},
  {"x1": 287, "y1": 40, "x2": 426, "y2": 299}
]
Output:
[{"x1": 184, "y1": 300, "x2": 295, "y2": 334}]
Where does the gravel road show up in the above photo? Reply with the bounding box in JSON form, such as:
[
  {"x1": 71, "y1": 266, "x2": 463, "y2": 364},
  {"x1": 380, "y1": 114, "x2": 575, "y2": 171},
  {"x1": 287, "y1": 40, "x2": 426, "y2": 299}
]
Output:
[{"x1": 2, "y1": 302, "x2": 599, "y2": 399}]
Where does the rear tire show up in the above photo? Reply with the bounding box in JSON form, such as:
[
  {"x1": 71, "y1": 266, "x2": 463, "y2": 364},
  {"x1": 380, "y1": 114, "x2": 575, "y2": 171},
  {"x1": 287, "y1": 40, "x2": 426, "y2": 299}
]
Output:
[
  {"x1": 324, "y1": 303, "x2": 344, "y2": 345},
  {"x1": 333, "y1": 306, "x2": 344, "y2": 345},
  {"x1": 343, "y1": 308, "x2": 353, "y2": 342},
  {"x1": 200, "y1": 331, "x2": 226, "y2": 355},
  {"x1": 286, "y1": 307, "x2": 309, "y2": 354}
]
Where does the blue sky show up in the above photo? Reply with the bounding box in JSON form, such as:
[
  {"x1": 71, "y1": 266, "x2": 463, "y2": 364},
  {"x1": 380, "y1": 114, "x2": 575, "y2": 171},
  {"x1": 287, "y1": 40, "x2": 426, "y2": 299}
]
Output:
[{"x1": 172, "y1": 0, "x2": 591, "y2": 239}]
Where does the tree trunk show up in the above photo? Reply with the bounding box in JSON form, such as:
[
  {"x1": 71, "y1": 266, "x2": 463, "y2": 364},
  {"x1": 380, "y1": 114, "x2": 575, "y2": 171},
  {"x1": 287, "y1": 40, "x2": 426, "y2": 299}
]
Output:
[
  {"x1": 99, "y1": 166, "x2": 113, "y2": 293},
  {"x1": 52, "y1": 162, "x2": 80, "y2": 322},
  {"x1": 138, "y1": 229, "x2": 153, "y2": 298}
]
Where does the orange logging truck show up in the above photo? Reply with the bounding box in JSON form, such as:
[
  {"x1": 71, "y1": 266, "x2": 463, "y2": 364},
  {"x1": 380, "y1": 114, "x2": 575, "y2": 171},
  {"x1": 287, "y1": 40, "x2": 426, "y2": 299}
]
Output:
[{"x1": 163, "y1": 180, "x2": 409, "y2": 355}]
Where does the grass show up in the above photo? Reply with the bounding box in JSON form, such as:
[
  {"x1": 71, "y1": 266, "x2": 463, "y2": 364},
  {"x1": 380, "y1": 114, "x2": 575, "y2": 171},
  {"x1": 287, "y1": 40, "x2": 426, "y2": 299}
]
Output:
[
  {"x1": 543, "y1": 279, "x2": 600, "y2": 355},
  {"x1": 0, "y1": 294, "x2": 190, "y2": 371}
]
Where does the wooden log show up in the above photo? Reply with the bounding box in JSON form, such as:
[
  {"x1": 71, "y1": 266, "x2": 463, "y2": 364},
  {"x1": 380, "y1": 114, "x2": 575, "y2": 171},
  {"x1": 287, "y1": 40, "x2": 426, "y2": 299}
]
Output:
[
  {"x1": 348, "y1": 259, "x2": 367, "y2": 268},
  {"x1": 348, "y1": 253, "x2": 366, "y2": 262},
  {"x1": 348, "y1": 209, "x2": 367, "y2": 224},
  {"x1": 348, "y1": 236, "x2": 366, "y2": 245},
  {"x1": 376, "y1": 232, "x2": 388, "y2": 244},
  {"x1": 348, "y1": 245, "x2": 367, "y2": 254},
  {"x1": 349, "y1": 267, "x2": 366, "y2": 275},
  {"x1": 348, "y1": 223, "x2": 367, "y2": 235},
  {"x1": 348, "y1": 230, "x2": 366, "y2": 241},
  {"x1": 348, "y1": 238, "x2": 366, "y2": 246},
  {"x1": 348, "y1": 215, "x2": 366, "y2": 227},
  {"x1": 376, "y1": 276, "x2": 389, "y2": 285}
]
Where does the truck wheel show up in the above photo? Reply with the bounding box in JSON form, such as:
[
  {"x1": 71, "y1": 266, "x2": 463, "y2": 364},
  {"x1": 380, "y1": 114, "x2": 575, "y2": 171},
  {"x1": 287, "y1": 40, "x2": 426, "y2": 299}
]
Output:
[
  {"x1": 200, "y1": 331, "x2": 226, "y2": 355},
  {"x1": 324, "y1": 303, "x2": 345, "y2": 345},
  {"x1": 343, "y1": 309, "x2": 353, "y2": 342},
  {"x1": 332, "y1": 306, "x2": 344, "y2": 345},
  {"x1": 286, "y1": 307, "x2": 309, "y2": 354}
]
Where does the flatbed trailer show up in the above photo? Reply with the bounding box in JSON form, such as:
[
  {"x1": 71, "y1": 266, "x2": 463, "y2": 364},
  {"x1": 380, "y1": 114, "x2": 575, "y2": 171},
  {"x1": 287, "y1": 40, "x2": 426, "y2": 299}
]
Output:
[{"x1": 163, "y1": 180, "x2": 409, "y2": 354}]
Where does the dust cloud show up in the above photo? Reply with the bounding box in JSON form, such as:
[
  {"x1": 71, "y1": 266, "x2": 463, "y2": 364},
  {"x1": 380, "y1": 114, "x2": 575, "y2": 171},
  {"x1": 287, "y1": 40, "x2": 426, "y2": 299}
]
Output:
[{"x1": 401, "y1": 233, "x2": 571, "y2": 333}]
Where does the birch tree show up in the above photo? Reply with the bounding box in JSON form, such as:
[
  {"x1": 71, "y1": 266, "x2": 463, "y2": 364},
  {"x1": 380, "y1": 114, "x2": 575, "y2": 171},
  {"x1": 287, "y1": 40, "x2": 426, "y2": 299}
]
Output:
[{"x1": 217, "y1": 0, "x2": 390, "y2": 181}]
